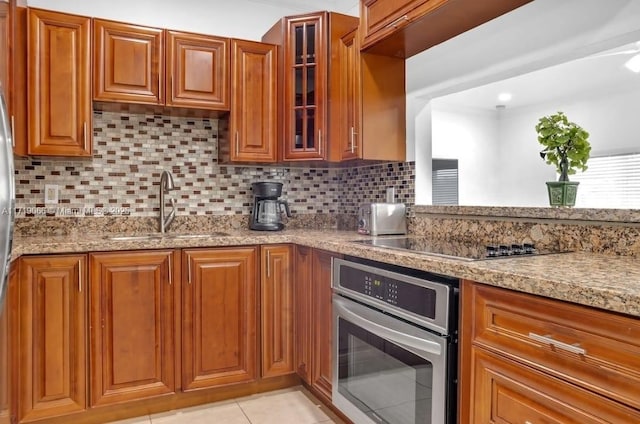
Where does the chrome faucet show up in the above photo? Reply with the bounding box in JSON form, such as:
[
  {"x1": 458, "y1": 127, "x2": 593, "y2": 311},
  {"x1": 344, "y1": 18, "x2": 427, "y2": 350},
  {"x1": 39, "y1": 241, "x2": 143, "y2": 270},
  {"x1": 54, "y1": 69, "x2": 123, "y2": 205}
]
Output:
[{"x1": 159, "y1": 170, "x2": 176, "y2": 233}]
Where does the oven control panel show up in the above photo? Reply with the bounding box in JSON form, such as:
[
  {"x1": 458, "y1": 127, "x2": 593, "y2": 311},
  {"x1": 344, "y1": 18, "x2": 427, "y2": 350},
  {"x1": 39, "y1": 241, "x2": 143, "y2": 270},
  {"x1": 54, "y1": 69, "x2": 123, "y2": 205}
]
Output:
[
  {"x1": 364, "y1": 275, "x2": 398, "y2": 305},
  {"x1": 343, "y1": 266, "x2": 437, "y2": 320},
  {"x1": 333, "y1": 258, "x2": 456, "y2": 336}
]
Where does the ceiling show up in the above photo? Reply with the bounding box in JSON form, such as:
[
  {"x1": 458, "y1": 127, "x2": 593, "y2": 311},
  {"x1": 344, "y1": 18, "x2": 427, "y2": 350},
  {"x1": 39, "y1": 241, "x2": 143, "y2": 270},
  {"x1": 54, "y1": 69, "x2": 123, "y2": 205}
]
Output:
[{"x1": 435, "y1": 41, "x2": 640, "y2": 111}]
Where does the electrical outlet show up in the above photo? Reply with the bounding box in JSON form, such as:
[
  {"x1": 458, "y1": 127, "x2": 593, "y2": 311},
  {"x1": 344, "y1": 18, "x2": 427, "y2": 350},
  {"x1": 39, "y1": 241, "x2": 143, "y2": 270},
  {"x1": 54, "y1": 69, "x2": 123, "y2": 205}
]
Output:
[{"x1": 44, "y1": 184, "x2": 59, "y2": 204}]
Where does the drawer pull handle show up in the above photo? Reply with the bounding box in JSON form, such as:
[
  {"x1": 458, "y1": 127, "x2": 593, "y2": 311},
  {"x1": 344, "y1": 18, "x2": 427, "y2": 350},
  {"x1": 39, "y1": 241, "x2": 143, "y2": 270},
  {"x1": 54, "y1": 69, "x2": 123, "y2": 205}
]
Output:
[
  {"x1": 385, "y1": 15, "x2": 408, "y2": 29},
  {"x1": 528, "y1": 332, "x2": 586, "y2": 355}
]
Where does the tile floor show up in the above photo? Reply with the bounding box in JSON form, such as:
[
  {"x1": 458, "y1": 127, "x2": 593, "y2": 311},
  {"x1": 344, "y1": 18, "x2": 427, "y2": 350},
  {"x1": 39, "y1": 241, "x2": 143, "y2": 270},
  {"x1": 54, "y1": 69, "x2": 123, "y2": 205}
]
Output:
[{"x1": 109, "y1": 386, "x2": 345, "y2": 424}]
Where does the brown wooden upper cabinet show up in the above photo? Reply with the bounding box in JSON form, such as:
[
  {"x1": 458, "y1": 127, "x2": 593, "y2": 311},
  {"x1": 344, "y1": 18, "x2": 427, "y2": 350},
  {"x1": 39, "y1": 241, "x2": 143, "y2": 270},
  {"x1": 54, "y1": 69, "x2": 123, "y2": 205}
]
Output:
[
  {"x1": 166, "y1": 31, "x2": 229, "y2": 109},
  {"x1": 335, "y1": 27, "x2": 360, "y2": 161},
  {"x1": 93, "y1": 19, "x2": 230, "y2": 110},
  {"x1": 0, "y1": 1, "x2": 28, "y2": 156},
  {"x1": 335, "y1": 26, "x2": 406, "y2": 162},
  {"x1": 263, "y1": 12, "x2": 358, "y2": 161},
  {"x1": 228, "y1": 39, "x2": 277, "y2": 162},
  {"x1": 28, "y1": 8, "x2": 92, "y2": 156},
  {"x1": 360, "y1": 0, "x2": 534, "y2": 58},
  {"x1": 93, "y1": 19, "x2": 164, "y2": 104}
]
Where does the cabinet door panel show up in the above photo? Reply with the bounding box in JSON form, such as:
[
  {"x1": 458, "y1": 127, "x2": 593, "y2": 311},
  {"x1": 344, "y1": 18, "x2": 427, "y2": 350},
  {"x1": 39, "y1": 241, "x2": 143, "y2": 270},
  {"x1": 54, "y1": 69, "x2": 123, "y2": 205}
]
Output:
[
  {"x1": 93, "y1": 19, "x2": 163, "y2": 104},
  {"x1": 182, "y1": 247, "x2": 257, "y2": 390},
  {"x1": 471, "y1": 348, "x2": 640, "y2": 423},
  {"x1": 311, "y1": 249, "x2": 339, "y2": 401},
  {"x1": 28, "y1": 9, "x2": 91, "y2": 156},
  {"x1": 167, "y1": 31, "x2": 229, "y2": 109},
  {"x1": 230, "y1": 39, "x2": 277, "y2": 162},
  {"x1": 18, "y1": 255, "x2": 86, "y2": 422},
  {"x1": 0, "y1": 263, "x2": 16, "y2": 424},
  {"x1": 294, "y1": 246, "x2": 313, "y2": 383},
  {"x1": 336, "y1": 28, "x2": 360, "y2": 161},
  {"x1": 261, "y1": 245, "x2": 294, "y2": 377},
  {"x1": 283, "y1": 15, "x2": 326, "y2": 160},
  {"x1": 89, "y1": 251, "x2": 175, "y2": 406}
]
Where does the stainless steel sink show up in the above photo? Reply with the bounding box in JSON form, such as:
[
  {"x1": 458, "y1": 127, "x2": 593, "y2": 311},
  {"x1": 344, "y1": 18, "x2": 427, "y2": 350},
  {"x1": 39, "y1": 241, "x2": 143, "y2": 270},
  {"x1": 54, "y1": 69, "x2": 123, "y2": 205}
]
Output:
[
  {"x1": 108, "y1": 232, "x2": 229, "y2": 241},
  {"x1": 163, "y1": 233, "x2": 229, "y2": 239},
  {"x1": 108, "y1": 235, "x2": 164, "y2": 241}
]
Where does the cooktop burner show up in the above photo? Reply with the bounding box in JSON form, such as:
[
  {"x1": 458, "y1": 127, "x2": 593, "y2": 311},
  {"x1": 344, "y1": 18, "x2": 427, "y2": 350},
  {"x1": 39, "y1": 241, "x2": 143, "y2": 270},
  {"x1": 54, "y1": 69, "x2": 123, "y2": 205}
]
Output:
[{"x1": 351, "y1": 237, "x2": 567, "y2": 261}]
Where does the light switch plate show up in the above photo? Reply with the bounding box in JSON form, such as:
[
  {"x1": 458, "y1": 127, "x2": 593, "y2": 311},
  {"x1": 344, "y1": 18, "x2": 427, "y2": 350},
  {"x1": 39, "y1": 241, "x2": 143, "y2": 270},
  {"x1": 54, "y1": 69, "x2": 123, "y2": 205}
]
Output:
[{"x1": 44, "y1": 184, "x2": 59, "y2": 204}]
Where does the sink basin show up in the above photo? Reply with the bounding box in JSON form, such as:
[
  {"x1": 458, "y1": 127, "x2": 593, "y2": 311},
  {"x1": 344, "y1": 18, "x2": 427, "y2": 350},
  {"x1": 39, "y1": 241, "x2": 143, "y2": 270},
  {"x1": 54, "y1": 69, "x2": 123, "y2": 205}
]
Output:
[
  {"x1": 163, "y1": 233, "x2": 229, "y2": 239},
  {"x1": 108, "y1": 235, "x2": 164, "y2": 241},
  {"x1": 108, "y1": 232, "x2": 229, "y2": 241}
]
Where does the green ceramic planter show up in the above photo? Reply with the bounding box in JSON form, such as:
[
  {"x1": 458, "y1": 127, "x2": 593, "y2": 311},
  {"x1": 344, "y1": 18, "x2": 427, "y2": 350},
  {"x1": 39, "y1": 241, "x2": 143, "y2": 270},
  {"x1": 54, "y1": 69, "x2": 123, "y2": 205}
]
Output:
[{"x1": 546, "y1": 181, "x2": 579, "y2": 207}]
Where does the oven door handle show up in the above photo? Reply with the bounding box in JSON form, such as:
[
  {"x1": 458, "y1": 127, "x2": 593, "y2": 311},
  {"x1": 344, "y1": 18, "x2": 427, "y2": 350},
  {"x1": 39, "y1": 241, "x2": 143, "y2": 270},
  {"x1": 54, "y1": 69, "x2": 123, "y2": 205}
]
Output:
[{"x1": 334, "y1": 296, "x2": 443, "y2": 357}]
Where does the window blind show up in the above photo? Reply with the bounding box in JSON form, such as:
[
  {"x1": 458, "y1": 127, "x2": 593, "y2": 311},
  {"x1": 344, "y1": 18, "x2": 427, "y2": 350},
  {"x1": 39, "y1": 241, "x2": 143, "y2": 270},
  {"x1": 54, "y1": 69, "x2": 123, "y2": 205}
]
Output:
[
  {"x1": 572, "y1": 152, "x2": 640, "y2": 209},
  {"x1": 432, "y1": 159, "x2": 458, "y2": 205}
]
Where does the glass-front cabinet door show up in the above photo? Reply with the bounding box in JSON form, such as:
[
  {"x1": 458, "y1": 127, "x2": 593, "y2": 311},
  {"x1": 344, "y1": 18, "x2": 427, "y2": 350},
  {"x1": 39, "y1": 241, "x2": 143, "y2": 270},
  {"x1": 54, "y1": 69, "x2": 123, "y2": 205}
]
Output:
[{"x1": 284, "y1": 14, "x2": 326, "y2": 160}]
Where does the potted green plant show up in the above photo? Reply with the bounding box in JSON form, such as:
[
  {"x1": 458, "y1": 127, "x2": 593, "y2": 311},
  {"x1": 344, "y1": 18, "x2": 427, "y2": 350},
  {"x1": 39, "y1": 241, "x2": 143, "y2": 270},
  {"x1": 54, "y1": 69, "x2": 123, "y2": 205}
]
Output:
[{"x1": 535, "y1": 111, "x2": 591, "y2": 207}]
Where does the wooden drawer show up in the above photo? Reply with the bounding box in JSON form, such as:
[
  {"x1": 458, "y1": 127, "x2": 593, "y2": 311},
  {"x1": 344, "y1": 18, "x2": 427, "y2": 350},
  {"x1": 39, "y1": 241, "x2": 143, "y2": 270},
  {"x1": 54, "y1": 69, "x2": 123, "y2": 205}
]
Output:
[
  {"x1": 471, "y1": 348, "x2": 640, "y2": 423},
  {"x1": 360, "y1": 0, "x2": 446, "y2": 48},
  {"x1": 464, "y1": 281, "x2": 640, "y2": 410},
  {"x1": 360, "y1": 0, "x2": 533, "y2": 58}
]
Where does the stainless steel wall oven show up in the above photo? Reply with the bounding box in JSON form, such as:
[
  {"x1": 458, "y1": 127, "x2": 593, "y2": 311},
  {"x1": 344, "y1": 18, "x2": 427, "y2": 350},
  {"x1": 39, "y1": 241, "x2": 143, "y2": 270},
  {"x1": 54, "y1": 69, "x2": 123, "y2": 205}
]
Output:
[{"x1": 332, "y1": 257, "x2": 459, "y2": 424}]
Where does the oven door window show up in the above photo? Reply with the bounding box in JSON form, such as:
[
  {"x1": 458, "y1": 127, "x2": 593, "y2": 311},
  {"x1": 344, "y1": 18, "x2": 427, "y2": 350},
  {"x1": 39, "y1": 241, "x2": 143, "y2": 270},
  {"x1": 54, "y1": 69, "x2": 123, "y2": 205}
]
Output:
[{"x1": 338, "y1": 318, "x2": 434, "y2": 424}]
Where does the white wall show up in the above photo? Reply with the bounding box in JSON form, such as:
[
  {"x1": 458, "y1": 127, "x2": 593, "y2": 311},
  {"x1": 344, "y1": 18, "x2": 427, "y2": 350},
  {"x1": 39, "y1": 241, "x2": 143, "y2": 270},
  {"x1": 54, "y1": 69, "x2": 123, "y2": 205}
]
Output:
[
  {"x1": 431, "y1": 104, "x2": 501, "y2": 205},
  {"x1": 429, "y1": 85, "x2": 640, "y2": 207},
  {"x1": 408, "y1": 0, "x2": 640, "y2": 205},
  {"x1": 25, "y1": 0, "x2": 357, "y2": 40},
  {"x1": 494, "y1": 108, "x2": 557, "y2": 207}
]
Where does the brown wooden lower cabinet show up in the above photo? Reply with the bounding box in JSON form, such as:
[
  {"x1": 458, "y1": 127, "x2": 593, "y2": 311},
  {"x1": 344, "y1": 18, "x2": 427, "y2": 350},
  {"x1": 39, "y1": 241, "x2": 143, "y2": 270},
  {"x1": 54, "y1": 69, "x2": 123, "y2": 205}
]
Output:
[
  {"x1": 89, "y1": 250, "x2": 177, "y2": 406},
  {"x1": 182, "y1": 247, "x2": 258, "y2": 390},
  {"x1": 294, "y1": 246, "x2": 313, "y2": 384},
  {"x1": 0, "y1": 265, "x2": 16, "y2": 424},
  {"x1": 8, "y1": 245, "x2": 342, "y2": 423},
  {"x1": 293, "y1": 248, "x2": 340, "y2": 402},
  {"x1": 469, "y1": 347, "x2": 640, "y2": 423},
  {"x1": 460, "y1": 280, "x2": 640, "y2": 423},
  {"x1": 261, "y1": 245, "x2": 294, "y2": 378},
  {"x1": 17, "y1": 255, "x2": 87, "y2": 422},
  {"x1": 310, "y1": 249, "x2": 336, "y2": 401}
]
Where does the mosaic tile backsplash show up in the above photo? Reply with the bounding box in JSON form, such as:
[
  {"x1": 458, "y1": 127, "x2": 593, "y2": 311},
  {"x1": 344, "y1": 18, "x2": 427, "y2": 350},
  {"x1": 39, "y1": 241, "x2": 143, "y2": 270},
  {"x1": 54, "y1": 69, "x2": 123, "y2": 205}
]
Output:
[{"x1": 14, "y1": 110, "x2": 415, "y2": 221}]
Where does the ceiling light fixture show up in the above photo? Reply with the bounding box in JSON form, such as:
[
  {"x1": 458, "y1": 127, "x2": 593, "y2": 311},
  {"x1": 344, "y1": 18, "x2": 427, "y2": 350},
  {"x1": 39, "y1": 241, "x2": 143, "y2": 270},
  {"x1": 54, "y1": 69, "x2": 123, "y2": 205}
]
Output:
[
  {"x1": 497, "y1": 92, "x2": 512, "y2": 102},
  {"x1": 624, "y1": 53, "x2": 640, "y2": 73}
]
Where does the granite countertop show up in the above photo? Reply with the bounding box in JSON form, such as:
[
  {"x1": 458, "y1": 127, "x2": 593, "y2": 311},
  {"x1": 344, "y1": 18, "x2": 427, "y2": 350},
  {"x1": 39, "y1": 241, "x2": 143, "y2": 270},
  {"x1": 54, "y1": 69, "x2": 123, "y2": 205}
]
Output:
[{"x1": 12, "y1": 229, "x2": 640, "y2": 318}]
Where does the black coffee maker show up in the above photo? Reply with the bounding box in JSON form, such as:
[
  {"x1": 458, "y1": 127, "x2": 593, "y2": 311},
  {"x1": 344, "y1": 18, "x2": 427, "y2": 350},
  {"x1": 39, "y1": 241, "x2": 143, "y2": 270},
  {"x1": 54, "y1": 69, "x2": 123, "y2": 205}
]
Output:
[{"x1": 250, "y1": 182, "x2": 291, "y2": 231}]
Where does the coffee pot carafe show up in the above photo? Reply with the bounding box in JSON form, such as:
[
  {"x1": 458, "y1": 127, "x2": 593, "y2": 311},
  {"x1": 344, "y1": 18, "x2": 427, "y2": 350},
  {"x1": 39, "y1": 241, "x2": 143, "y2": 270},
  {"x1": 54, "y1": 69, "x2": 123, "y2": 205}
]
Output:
[{"x1": 250, "y1": 182, "x2": 291, "y2": 231}]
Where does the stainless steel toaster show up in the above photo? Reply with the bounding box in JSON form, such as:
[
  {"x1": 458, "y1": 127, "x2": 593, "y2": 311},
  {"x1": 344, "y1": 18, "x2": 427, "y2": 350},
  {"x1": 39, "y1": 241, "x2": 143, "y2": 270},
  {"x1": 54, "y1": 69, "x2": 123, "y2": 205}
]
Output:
[{"x1": 357, "y1": 203, "x2": 407, "y2": 235}]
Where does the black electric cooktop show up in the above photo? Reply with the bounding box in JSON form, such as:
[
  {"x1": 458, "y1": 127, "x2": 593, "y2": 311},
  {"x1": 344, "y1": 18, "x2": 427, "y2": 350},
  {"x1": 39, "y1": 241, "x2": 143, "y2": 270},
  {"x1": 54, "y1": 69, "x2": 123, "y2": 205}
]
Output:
[{"x1": 351, "y1": 236, "x2": 568, "y2": 261}]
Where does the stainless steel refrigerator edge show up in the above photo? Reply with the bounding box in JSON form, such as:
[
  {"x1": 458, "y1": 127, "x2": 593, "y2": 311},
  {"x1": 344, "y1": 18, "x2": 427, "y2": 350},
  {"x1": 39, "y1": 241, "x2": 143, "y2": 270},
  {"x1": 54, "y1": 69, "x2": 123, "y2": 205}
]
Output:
[{"x1": 0, "y1": 87, "x2": 16, "y2": 313}]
